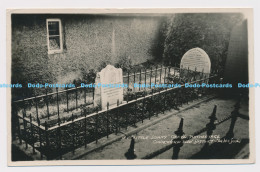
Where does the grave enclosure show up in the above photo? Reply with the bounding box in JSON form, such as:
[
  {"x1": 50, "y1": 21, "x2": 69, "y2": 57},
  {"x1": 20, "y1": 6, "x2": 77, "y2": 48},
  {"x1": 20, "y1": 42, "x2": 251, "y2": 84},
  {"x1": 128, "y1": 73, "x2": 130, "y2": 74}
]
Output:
[{"x1": 12, "y1": 49, "x2": 219, "y2": 160}]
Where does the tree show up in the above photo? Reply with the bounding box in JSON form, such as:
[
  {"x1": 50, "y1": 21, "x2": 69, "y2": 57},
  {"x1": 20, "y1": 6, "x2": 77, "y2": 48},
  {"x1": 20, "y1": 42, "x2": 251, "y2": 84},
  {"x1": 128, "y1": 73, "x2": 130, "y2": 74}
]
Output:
[{"x1": 161, "y1": 13, "x2": 244, "y2": 73}]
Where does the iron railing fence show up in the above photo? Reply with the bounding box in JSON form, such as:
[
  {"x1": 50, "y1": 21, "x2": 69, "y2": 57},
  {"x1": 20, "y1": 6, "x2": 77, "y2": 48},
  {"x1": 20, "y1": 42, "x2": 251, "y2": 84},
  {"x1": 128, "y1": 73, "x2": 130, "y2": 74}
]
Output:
[{"x1": 12, "y1": 66, "x2": 220, "y2": 159}]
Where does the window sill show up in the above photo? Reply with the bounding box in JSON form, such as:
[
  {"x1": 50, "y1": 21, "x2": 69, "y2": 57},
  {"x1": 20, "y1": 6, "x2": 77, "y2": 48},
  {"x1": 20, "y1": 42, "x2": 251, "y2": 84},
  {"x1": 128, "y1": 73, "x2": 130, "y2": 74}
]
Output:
[{"x1": 48, "y1": 50, "x2": 63, "y2": 55}]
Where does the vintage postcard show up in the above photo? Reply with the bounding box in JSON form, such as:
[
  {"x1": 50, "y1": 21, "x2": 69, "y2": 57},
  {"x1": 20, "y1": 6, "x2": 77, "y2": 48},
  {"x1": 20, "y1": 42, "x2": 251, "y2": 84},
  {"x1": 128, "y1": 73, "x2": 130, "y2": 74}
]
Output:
[{"x1": 6, "y1": 8, "x2": 255, "y2": 166}]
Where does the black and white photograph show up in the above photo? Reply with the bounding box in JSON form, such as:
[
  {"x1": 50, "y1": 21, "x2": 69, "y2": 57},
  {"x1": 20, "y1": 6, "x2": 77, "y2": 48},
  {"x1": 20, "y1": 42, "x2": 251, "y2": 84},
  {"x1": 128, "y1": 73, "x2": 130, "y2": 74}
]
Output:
[{"x1": 6, "y1": 8, "x2": 254, "y2": 165}]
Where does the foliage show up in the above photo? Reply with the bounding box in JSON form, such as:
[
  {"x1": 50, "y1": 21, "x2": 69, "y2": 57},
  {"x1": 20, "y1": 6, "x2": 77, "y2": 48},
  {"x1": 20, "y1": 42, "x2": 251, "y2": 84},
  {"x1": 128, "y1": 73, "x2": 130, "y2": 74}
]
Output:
[
  {"x1": 115, "y1": 54, "x2": 133, "y2": 72},
  {"x1": 148, "y1": 18, "x2": 170, "y2": 61},
  {"x1": 80, "y1": 69, "x2": 96, "y2": 85},
  {"x1": 160, "y1": 13, "x2": 244, "y2": 74}
]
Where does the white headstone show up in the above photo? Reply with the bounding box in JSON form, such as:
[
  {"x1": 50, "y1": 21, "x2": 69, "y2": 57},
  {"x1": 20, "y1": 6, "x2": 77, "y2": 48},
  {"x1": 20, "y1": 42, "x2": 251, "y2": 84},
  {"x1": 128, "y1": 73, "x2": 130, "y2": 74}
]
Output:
[
  {"x1": 94, "y1": 65, "x2": 123, "y2": 110},
  {"x1": 180, "y1": 48, "x2": 211, "y2": 73}
]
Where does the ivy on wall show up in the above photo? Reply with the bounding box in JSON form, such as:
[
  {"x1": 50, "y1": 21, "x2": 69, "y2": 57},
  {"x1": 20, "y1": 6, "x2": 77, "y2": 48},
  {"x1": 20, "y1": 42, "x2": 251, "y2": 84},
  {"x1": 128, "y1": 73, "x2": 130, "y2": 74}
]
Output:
[{"x1": 11, "y1": 15, "x2": 163, "y2": 99}]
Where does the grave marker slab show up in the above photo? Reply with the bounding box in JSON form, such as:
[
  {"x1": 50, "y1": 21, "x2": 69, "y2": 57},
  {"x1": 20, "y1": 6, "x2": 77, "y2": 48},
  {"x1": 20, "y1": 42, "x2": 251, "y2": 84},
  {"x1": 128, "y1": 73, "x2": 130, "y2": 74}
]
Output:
[
  {"x1": 94, "y1": 65, "x2": 123, "y2": 110},
  {"x1": 180, "y1": 48, "x2": 211, "y2": 74}
]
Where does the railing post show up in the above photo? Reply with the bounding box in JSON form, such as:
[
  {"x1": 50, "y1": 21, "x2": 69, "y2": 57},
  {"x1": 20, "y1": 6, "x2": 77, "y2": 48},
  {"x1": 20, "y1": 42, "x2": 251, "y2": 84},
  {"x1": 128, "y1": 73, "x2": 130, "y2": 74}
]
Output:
[
  {"x1": 157, "y1": 91, "x2": 160, "y2": 116},
  {"x1": 187, "y1": 67, "x2": 190, "y2": 83},
  {"x1": 45, "y1": 90, "x2": 50, "y2": 119},
  {"x1": 194, "y1": 67, "x2": 197, "y2": 81},
  {"x1": 142, "y1": 90, "x2": 145, "y2": 123},
  {"x1": 186, "y1": 67, "x2": 190, "y2": 104},
  {"x1": 193, "y1": 67, "x2": 197, "y2": 100},
  {"x1": 201, "y1": 68, "x2": 204, "y2": 80},
  {"x1": 180, "y1": 65, "x2": 183, "y2": 83},
  {"x1": 155, "y1": 65, "x2": 157, "y2": 84},
  {"x1": 160, "y1": 64, "x2": 162, "y2": 85},
  {"x1": 144, "y1": 68, "x2": 147, "y2": 91},
  {"x1": 71, "y1": 113, "x2": 75, "y2": 154},
  {"x1": 150, "y1": 67, "x2": 152, "y2": 90},
  {"x1": 201, "y1": 68, "x2": 205, "y2": 95},
  {"x1": 171, "y1": 87, "x2": 176, "y2": 109},
  {"x1": 14, "y1": 104, "x2": 22, "y2": 144},
  {"x1": 126, "y1": 91, "x2": 129, "y2": 130},
  {"x1": 35, "y1": 95, "x2": 40, "y2": 119},
  {"x1": 133, "y1": 92, "x2": 137, "y2": 126},
  {"x1": 84, "y1": 109, "x2": 87, "y2": 148},
  {"x1": 127, "y1": 71, "x2": 130, "y2": 91},
  {"x1": 84, "y1": 87, "x2": 87, "y2": 105},
  {"x1": 92, "y1": 87, "x2": 95, "y2": 104},
  {"x1": 44, "y1": 121, "x2": 50, "y2": 160},
  {"x1": 22, "y1": 108, "x2": 28, "y2": 149},
  {"x1": 17, "y1": 118, "x2": 22, "y2": 144},
  {"x1": 139, "y1": 69, "x2": 142, "y2": 91},
  {"x1": 133, "y1": 71, "x2": 136, "y2": 93},
  {"x1": 168, "y1": 66, "x2": 171, "y2": 79},
  {"x1": 58, "y1": 116, "x2": 62, "y2": 159},
  {"x1": 116, "y1": 99, "x2": 119, "y2": 135},
  {"x1": 22, "y1": 98, "x2": 27, "y2": 118},
  {"x1": 95, "y1": 109, "x2": 98, "y2": 144},
  {"x1": 75, "y1": 87, "x2": 78, "y2": 110},
  {"x1": 66, "y1": 89, "x2": 69, "y2": 112},
  {"x1": 37, "y1": 117, "x2": 43, "y2": 159},
  {"x1": 149, "y1": 89, "x2": 154, "y2": 119},
  {"x1": 106, "y1": 102, "x2": 109, "y2": 138},
  {"x1": 29, "y1": 114, "x2": 35, "y2": 154},
  {"x1": 163, "y1": 91, "x2": 166, "y2": 113},
  {"x1": 56, "y1": 88, "x2": 60, "y2": 119},
  {"x1": 164, "y1": 66, "x2": 167, "y2": 85}
]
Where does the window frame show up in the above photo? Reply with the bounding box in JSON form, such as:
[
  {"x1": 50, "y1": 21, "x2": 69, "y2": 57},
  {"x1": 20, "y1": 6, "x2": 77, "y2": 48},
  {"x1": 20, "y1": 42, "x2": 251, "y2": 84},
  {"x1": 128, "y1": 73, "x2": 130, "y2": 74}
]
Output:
[{"x1": 46, "y1": 18, "x2": 63, "y2": 54}]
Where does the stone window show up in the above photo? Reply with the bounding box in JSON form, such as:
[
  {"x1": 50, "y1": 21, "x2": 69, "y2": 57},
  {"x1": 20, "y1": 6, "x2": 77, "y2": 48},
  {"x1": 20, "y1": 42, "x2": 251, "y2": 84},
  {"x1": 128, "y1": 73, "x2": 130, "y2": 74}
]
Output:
[{"x1": 46, "y1": 19, "x2": 63, "y2": 54}]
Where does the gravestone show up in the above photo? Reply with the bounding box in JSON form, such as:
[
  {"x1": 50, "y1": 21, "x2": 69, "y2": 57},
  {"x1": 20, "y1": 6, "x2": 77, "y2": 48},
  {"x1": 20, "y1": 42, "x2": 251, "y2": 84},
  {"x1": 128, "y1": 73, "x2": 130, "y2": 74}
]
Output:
[
  {"x1": 180, "y1": 48, "x2": 211, "y2": 74},
  {"x1": 94, "y1": 65, "x2": 124, "y2": 110}
]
